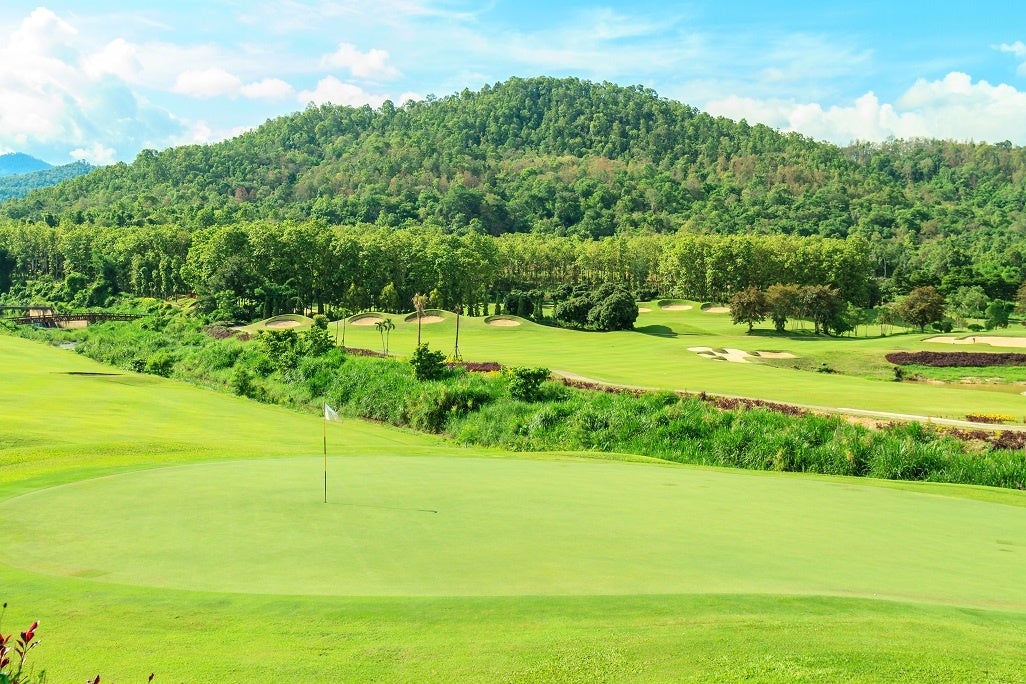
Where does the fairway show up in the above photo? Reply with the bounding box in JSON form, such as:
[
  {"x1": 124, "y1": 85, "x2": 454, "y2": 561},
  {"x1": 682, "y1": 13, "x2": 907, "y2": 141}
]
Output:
[{"x1": 3, "y1": 455, "x2": 1026, "y2": 606}]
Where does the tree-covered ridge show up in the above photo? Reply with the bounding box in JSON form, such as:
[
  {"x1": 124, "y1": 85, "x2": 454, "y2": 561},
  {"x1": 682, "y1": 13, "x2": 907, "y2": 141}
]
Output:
[
  {"x1": 7, "y1": 76, "x2": 1025, "y2": 246},
  {"x1": 0, "y1": 160, "x2": 94, "y2": 202}
]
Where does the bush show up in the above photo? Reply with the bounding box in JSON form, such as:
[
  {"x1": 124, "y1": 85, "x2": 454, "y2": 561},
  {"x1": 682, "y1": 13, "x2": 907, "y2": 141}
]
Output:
[
  {"x1": 410, "y1": 343, "x2": 447, "y2": 381},
  {"x1": 505, "y1": 366, "x2": 550, "y2": 401},
  {"x1": 144, "y1": 349, "x2": 176, "y2": 377}
]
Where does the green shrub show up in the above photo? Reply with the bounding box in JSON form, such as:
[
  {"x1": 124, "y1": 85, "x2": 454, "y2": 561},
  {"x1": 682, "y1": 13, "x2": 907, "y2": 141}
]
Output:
[
  {"x1": 505, "y1": 366, "x2": 550, "y2": 401},
  {"x1": 410, "y1": 343, "x2": 447, "y2": 381},
  {"x1": 145, "y1": 349, "x2": 176, "y2": 377}
]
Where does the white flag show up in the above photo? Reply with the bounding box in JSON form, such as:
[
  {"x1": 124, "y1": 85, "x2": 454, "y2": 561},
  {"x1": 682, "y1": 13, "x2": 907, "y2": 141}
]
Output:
[{"x1": 324, "y1": 404, "x2": 340, "y2": 421}]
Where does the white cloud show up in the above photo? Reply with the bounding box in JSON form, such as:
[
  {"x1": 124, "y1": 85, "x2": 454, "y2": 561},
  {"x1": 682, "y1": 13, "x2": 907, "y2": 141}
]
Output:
[
  {"x1": 70, "y1": 142, "x2": 117, "y2": 165},
  {"x1": 172, "y1": 68, "x2": 244, "y2": 98},
  {"x1": 705, "y1": 72, "x2": 1026, "y2": 145},
  {"x1": 298, "y1": 76, "x2": 387, "y2": 107},
  {"x1": 322, "y1": 43, "x2": 400, "y2": 80},
  {"x1": 241, "y1": 78, "x2": 295, "y2": 100},
  {"x1": 995, "y1": 40, "x2": 1026, "y2": 76},
  {"x1": 83, "y1": 38, "x2": 144, "y2": 83},
  {"x1": 396, "y1": 91, "x2": 422, "y2": 105},
  {"x1": 997, "y1": 41, "x2": 1026, "y2": 58},
  {"x1": 0, "y1": 8, "x2": 188, "y2": 162}
]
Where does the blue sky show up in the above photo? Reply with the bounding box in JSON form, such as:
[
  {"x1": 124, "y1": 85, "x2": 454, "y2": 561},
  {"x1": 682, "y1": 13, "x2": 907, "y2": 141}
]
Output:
[{"x1": 1, "y1": 1, "x2": 1025, "y2": 164}]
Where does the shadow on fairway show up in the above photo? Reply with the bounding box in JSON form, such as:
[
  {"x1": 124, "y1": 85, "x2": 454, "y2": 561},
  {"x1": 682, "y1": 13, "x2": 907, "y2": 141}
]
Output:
[{"x1": 635, "y1": 324, "x2": 678, "y2": 338}]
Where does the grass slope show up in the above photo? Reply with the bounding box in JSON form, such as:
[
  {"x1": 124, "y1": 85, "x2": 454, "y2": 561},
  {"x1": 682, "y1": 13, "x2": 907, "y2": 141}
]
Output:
[
  {"x1": 337, "y1": 304, "x2": 1026, "y2": 421},
  {"x1": 2, "y1": 335, "x2": 1026, "y2": 682}
]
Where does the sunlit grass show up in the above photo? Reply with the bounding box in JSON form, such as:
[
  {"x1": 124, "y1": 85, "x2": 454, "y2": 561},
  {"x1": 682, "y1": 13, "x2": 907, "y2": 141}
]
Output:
[{"x1": 3, "y1": 334, "x2": 1026, "y2": 682}]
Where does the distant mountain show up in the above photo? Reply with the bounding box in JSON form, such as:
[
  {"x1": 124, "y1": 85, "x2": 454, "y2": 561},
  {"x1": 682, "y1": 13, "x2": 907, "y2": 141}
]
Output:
[
  {"x1": 2, "y1": 76, "x2": 1026, "y2": 251},
  {"x1": 0, "y1": 160, "x2": 95, "y2": 202},
  {"x1": 0, "y1": 152, "x2": 52, "y2": 176}
]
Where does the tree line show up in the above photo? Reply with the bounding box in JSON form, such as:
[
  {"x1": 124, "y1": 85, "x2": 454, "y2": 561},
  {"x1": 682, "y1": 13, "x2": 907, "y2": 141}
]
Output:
[{"x1": 0, "y1": 220, "x2": 881, "y2": 322}]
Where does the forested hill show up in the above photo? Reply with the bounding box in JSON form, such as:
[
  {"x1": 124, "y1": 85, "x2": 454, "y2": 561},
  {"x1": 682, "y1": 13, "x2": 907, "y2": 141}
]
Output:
[
  {"x1": 4, "y1": 76, "x2": 1026, "y2": 251},
  {"x1": 0, "y1": 160, "x2": 94, "y2": 202}
]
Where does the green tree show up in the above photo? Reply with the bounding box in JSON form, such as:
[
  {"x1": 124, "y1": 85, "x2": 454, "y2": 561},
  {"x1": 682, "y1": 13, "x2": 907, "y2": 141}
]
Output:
[
  {"x1": 985, "y1": 299, "x2": 1014, "y2": 329},
  {"x1": 587, "y1": 288, "x2": 638, "y2": 331},
  {"x1": 765, "y1": 283, "x2": 800, "y2": 332},
  {"x1": 379, "y1": 282, "x2": 398, "y2": 313},
  {"x1": 303, "y1": 314, "x2": 334, "y2": 356},
  {"x1": 730, "y1": 286, "x2": 769, "y2": 332},
  {"x1": 894, "y1": 286, "x2": 946, "y2": 332}
]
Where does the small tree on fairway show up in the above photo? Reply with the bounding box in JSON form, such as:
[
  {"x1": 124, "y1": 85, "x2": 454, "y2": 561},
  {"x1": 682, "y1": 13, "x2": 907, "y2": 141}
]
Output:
[
  {"x1": 894, "y1": 286, "x2": 946, "y2": 332},
  {"x1": 765, "y1": 283, "x2": 800, "y2": 332},
  {"x1": 730, "y1": 286, "x2": 769, "y2": 332},
  {"x1": 587, "y1": 287, "x2": 638, "y2": 331}
]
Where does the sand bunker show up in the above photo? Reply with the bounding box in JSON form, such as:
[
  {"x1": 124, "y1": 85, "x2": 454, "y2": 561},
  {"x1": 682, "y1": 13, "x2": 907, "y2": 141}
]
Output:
[
  {"x1": 703, "y1": 306, "x2": 730, "y2": 314},
  {"x1": 415, "y1": 315, "x2": 444, "y2": 324},
  {"x1": 487, "y1": 318, "x2": 521, "y2": 327},
  {"x1": 925, "y1": 335, "x2": 1026, "y2": 348},
  {"x1": 638, "y1": 307, "x2": 652, "y2": 313},
  {"x1": 660, "y1": 305, "x2": 693, "y2": 311},
  {"x1": 688, "y1": 347, "x2": 795, "y2": 363},
  {"x1": 350, "y1": 315, "x2": 385, "y2": 326},
  {"x1": 265, "y1": 319, "x2": 301, "y2": 329},
  {"x1": 753, "y1": 351, "x2": 797, "y2": 359}
]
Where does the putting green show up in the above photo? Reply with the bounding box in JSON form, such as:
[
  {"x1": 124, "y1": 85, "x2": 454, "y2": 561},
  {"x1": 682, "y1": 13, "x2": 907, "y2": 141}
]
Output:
[{"x1": 3, "y1": 455, "x2": 1025, "y2": 605}]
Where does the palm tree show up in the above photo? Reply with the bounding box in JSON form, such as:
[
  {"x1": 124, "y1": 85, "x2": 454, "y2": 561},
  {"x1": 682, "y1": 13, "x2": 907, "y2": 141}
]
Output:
[
  {"x1": 412, "y1": 293, "x2": 428, "y2": 346},
  {"x1": 336, "y1": 307, "x2": 352, "y2": 348},
  {"x1": 375, "y1": 318, "x2": 396, "y2": 355}
]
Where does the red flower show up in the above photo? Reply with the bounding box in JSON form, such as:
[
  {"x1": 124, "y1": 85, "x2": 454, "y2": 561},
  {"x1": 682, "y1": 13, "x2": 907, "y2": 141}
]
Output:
[{"x1": 20, "y1": 621, "x2": 38, "y2": 644}]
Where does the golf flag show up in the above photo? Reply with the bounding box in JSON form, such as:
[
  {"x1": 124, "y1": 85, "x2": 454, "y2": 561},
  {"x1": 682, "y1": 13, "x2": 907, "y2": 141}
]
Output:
[{"x1": 322, "y1": 404, "x2": 340, "y2": 503}]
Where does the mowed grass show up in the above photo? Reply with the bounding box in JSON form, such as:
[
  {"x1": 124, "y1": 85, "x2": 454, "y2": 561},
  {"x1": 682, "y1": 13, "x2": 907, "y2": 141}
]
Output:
[
  {"x1": 3, "y1": 335, "x2": 1026, "y2": 682},
  {"x1": 337, "y1": 304, "x2": 1026, "y2": 420}
]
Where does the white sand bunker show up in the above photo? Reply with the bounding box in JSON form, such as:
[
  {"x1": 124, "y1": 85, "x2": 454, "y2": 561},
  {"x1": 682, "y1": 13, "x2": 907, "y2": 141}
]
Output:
[
  {"x1": 660, "y1": 305, "x2": 693, "y2": 311},
  {"x1": 414, "y1": 315, "x2": 444, "y2": 324},
  {"x1": 926, "y1": 335, "x2": 1026, "y2": 348},
  {"x1": 350, "y1": 315, "x2": 385, "y2": 326},
  {"x1": 638, "y1": 307, "x2": 652, "y2": 313},
  {"x1": 754, "y1": 351, "x2": 797, "y2": 359},
  {"x1": 487, "y1": 318, "x2": 521, "y2": 327},
  {"x1": 265, "y1": 320, "x2": 301, "y2": 329},
  {"x1": 703, "y1": 306, "x2": 730, "y2": 314},
  {"x1": 688, "y1": 347, "x2": 795, "y2": 363},
  {"x1": 689, "y1": 346, "x2": 751, "y2": 363}
]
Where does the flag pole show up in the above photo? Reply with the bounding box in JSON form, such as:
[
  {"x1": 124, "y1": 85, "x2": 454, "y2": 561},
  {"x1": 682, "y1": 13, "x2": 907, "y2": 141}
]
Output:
[{"x1": 322, "y1": 405, "x2": 328, "y2": 504}]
